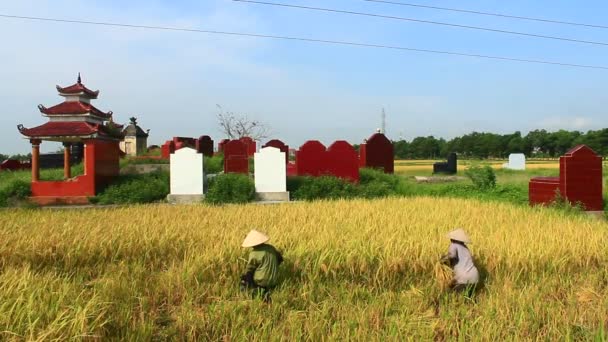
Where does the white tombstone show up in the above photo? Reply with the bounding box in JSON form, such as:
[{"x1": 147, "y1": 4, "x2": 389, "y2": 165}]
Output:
[
  {"x1": 502, "y1": 153, "x2": 526, "y2": 170},
  {"x1": 167, "y1": 147, "x2": 206, "y2": 203},
  {"x1": 254, "y1": 147, "x2": 289, "y2": 201}
]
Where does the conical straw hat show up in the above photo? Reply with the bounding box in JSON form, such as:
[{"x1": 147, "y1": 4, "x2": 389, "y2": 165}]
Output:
[
  {"x1": 242, "y1": 229, "x2": 269, "y2": 247},
  {"x1": 447, "y1": 228, "x2": 471, "y2": 243}
]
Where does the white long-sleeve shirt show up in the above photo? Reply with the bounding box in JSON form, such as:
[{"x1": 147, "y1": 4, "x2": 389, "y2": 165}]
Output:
[{"x1": 447, "y1": 242, "x2": 479, "y2": 285}]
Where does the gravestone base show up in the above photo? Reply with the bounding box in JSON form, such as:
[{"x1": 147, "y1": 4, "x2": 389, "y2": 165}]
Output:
[
  {"x1": 585, "y1": 211, "x2": 606, "y2": 220},
  {"x1": 256, "y1": 192, "x2": 290, "y2": 202},
  {"x1": 166, "y1": 194, "x2": 204, "y2": 204}
]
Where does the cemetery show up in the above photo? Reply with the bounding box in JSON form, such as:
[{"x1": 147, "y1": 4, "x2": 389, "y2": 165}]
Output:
[
  {"x1": 0, "y1": 77, "x2": 605, "y2": 211},
  {"x1": 2, "y1": 0, "x2": 608, "y2": 335},
  {"x1": 0, "y1": 76, "x2": 607, "y2": 340}
]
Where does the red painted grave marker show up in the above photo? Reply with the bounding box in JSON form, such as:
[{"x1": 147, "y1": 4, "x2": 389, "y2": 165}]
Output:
[
  {"x1": 326, "y1": 140, "x2": 359, "y2": 182},
  {"x1": 529, "y1": 145, "x2": 603, "y2": 211},
  {"x1": 224, "y1": 139, "x2": 249, "y2": 174},
  {"x1": 359, "y1": 133, "x2": 394, "y2": 174},
  {"x1": 263, "y1": 139, "x2": 289, "y2": 163}
]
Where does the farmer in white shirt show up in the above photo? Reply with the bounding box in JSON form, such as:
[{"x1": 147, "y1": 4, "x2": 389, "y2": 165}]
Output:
[{"x1": 441, "y1": 228, "x2": 479, "y2": 297}]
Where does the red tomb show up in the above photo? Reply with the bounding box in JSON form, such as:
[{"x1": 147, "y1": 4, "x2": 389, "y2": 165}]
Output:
[
  {"x1": 326, "y1": 140, "x2": 360, "y2": 182},
  {"x1": 239, "y1": 137, "x2": 256, "y2": 156},
  {"x1": 296, "y1": 140, "x2": 327, "y2": 177},
  {"x1": 17, "y1": 74, "x2": 123, "y2": 205},
  {"x1": 218, "y1": 139, "x2": 229, "y2": 153},
  {"x1": 0, "y1": 159, "x2": 31, "y2": 171},
  {"x1": 529, "y1": 145, "x2": 603, "y2": 211},
  {"x1": 359, "y1": 132, "x2": 394, "y2": 174},
  {"x1": 223, "y1": 139, "x2": 249, "y2": 174},
  {"x1": 263, "y1": 139, "x2": 289, "y2": 163},
  {"x1": 196, "y1": 135, "x2": 214, "y2": 157},
  {"x1": 295, "y1": 140, "x2": 359, "y2": 182},
  {"x1": 161, "y1": 140, "x2": 175, "y2": 159}
]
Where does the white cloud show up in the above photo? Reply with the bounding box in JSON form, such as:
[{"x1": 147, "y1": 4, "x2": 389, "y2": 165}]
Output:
[{"x1": 539, "y1": 116, "x2": 593, "y2": 131}]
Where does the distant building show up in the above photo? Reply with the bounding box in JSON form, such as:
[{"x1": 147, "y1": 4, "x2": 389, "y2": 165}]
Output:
[{"x1": 120, "y1": 117, "x2": 149, "y2": 156}]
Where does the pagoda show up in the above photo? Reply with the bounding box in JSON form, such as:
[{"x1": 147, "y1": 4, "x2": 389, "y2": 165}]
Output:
[{"x1": 17, "y1": 74, "x2": 123, "y2": 205}]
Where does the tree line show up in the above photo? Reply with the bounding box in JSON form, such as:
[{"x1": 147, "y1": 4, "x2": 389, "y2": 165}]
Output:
[{"x1": 393, "y1": 129, "x2": 608, "y2": 159}]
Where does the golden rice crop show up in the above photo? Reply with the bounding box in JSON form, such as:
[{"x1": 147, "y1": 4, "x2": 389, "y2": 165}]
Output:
[{"x1": 0, "y1": 197, "x2": 606, "y2": 340}]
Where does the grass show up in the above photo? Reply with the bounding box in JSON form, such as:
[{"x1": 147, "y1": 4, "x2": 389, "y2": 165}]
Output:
[{"x1": 0, "y1": 198, "x2": 607, "y2": 339}]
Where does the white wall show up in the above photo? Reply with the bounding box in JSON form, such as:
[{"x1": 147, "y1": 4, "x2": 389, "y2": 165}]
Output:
[
  {"x1": 254, "y1": 147, "x2": 286, "y2": 193},
  {"x1": 170, "y1": 147, "x2": 205, "y2": 195}
]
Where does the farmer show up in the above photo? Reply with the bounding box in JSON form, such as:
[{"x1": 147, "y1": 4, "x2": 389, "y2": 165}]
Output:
[
  {"x1": 440, "y1": 228, "x2": 479, "y2": 297},
  {"x1": 240, "y1": 229, "x2": 284, "y2": 302}
]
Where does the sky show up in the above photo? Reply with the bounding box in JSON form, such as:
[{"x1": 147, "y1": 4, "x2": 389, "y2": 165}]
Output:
[{"x1": 1, "y1": 0, "x2": 607, "y2": 154}]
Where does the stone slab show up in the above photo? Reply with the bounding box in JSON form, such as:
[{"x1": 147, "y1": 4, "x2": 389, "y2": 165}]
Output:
[
  {"x1": 503, "y1": 153, "x2": 526, "y2": 170},
  {"x1": 415, "y1": 176, "x2": 465, "y2": 183},
  {"x1": 170, "y1": 147, "x2": 206, "y2": 195},
  {"x1": 166, "y1": 194, "x2": 204, "y2": 204},
  {"x1": 254, "y1": 147, "x2": 287, "y2": 193},
  {"x1": 256, "y1": 192, "x2": 290, "y2": 202}
]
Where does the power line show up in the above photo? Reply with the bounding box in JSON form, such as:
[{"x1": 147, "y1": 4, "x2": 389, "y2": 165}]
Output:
[
  {"x1": 0, "y1": 13, "x2": 606, "y2": 70},
  {"x1": 363, "y1": 0, "x2": 608, "y2": 30},
  {"x1": 233, "y1": 0, "x2": 608, "y2": 47}
]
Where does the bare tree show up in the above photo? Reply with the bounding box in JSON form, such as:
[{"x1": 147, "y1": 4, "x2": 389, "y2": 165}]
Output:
[{"x1": 216, "y1": 105, "x2": 271, "y2": 141}]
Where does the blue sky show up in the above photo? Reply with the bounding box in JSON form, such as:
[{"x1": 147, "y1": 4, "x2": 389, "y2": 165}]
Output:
[{"x1": 1, "y1": 0, "x2": 607, "y2": 153}]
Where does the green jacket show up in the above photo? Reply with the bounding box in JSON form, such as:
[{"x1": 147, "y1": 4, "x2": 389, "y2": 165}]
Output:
[{"x1": 245, "y1": 244, "x2": 283, "y2": 288}]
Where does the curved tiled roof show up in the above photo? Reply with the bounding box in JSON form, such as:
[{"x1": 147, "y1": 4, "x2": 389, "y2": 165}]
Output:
[
  {"x1": 55, "y1": 74, "x2": 99, "y2": 98},
  {"x1": 123, "y1": 124, "x2": 149, "y2": 137},
  {"x1": 56, "y1": 83, "x2": 99, "y2": 98},
  {"x1": 17, "y1": 121, "x2": 121, "y2": 139},
  {"x1": 38, "y1": 101, "x2": 113, "y2": 119}
]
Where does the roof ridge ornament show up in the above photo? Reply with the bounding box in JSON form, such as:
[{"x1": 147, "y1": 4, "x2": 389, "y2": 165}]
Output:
[{"x1": 77, "y1": 72, "x2": 82, "y2": 84}]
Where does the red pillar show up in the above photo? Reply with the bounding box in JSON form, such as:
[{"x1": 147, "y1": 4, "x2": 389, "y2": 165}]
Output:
[
  {"x1": 30, "y1": 139, "x2": 41, "y2": 182},
  {"x1": 63, "y1": 142, "x2": 71, "y2": 179}
]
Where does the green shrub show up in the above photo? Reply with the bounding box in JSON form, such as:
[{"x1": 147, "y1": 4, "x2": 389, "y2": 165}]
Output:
[
  {"x1": 359, "y1": 168, "x2": 399, "y2": 187},
  {"x1": 93, "y1": 171, "x2": 169, "y2": 204},
  {"x1": 357, "y1": 180, "x2": 393, "y2": 199},
  {"x1": 287, "y1": 176, "x2": 307, "y2": 193},
  {"x1": 465, "y1": 164, "x2": 496, "y2": 190},
  {"x1": 204, "y1": 154, "x2": 224, "y2": 174},
  {"x1": 205, "y1": 173, "x2": 255, "y2": 205},
  {"x1": 357, "y1": 168, "x2": 400, "y2": 198},
  {"x1": 0, "y1": 180, "x2": 31, "y2": 207},
  {"x1": 292, "y1": 176, "x2": 356, "y2": 201}
]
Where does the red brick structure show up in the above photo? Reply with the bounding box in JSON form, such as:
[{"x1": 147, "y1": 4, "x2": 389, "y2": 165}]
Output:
[
  {"x1": 326, "y1": 140, "x2": 359, "y2": 182},
  {"x1": 529, "y1": 145, "x2": 603, "y2": 211},
  {"x1": 196, "y1": 135, "x2": 214, "y2": 157},
  {"x1": 263, "y1": 139, "x2": 289, "y2": 163},
  {"x1": 359, "y1": 132, "x2": 394, "y2": 174},
  {"x1": 239, "y1": 137, "x2": 256, "y2": 156},
  {"x1": 223, "y1": 139, "x2": 249, "y2": 174},
  {"x1": 17, "y1": 74, "x2": 123, "y2": 205}
]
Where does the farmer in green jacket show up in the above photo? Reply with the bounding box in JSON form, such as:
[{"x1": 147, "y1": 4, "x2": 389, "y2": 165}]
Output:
[{"x1": 240, "y1": 229, "x2": 284, "y2": 302}]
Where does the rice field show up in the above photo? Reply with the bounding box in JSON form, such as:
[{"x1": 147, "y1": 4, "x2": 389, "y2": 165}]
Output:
[
  {"x1": 394, "y1": 159, "x2": 560, "y2": 175},
  {"x1": 1, "y1": 197, "x2": 607, "y2": 340}
]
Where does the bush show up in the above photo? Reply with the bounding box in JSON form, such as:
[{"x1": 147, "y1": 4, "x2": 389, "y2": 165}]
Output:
[
  {"x1": 357, "y1": 168, "x2": 400, "y2": 198},
  {"x1": 359, "y1": 168, "x2": 399, "y2": 187},
  {"x1": 465, "y1": 164, "x2": 496, "y2": 190},
  {"x1": 204, "y1": 154, "x2": 224, "y2": 174},
  {"x1": 292, "y1": 176, "x2": 356, "y2": 201},
  {"x1": 205, "y1": 173, "x2": 255, "y2": 205},
  {"x1": 0, "y1": 180, "x2": 31, "y2": 207},
  {"x1": 92, "y1": 171, "x2": 169, "y2": 204}
]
